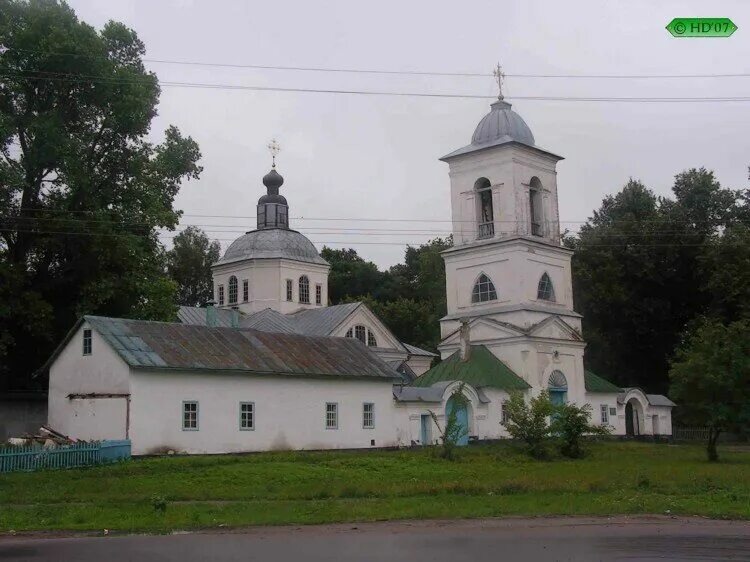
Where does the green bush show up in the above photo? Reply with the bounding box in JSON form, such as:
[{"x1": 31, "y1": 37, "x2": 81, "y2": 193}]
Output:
[
  {"x1": 551, "y1": 402, "x2": 611, "y2": 459},
  {"x1": 501, "y1": 391, "x2": 554, "y2": 459}
]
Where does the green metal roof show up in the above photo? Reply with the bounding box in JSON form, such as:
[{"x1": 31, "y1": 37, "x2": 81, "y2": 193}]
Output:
[
  {"x1": 584, "y1": 370, "x2": 622, "y2": 393},
  {"x1": 412, "y1": 345, "x2": 530, "y2": 391}
]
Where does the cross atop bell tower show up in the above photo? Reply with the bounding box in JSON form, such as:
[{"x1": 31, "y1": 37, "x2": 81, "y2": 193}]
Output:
[{"x1": 492, "y1": 62, "x2": 505, "y2": 100}]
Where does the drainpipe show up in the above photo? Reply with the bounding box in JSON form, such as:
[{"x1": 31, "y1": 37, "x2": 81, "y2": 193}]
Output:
[
  {"x1": 205, "y1": 300, "x2": 217, "y2": 328},
  {"x1": 459, "y1": 318, "x2": 471, "y2": 362}
]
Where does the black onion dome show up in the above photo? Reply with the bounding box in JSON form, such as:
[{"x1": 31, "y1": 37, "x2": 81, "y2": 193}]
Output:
[{"x1": 262, "y1": 168, "x2": 284, "y2": 190}]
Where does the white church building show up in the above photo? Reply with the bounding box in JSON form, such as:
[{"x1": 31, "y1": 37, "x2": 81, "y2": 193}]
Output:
[{"x1": 45, "y1": 86, "x2": 674, "y2": 455}]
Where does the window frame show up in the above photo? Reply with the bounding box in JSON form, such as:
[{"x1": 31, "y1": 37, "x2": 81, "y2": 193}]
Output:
[
  {"x1": 228, "y1": 276, "x2": 238, "y2": 305},
  {"x1": 182, "y1": 401, "x2": 199, "y2": 431},
  {"x1": 471, "y1": 273, "x2": 497, "y2": 303},
  {"x1": 537, "y1": 272, "x2": 556, "y2": 302},
  {"x1": 286, "y1": 279, "x2": 293, "y2": 301},
  {"x1": 501, "y1": 402, "x2": 509, "y2": 425},
  {"x1": 367, "y1": 330, "x2": 377, "y2": 347},
  {"x1": 218, "y1": 285, "x2": 225, "y2": 306},
  {"x1": 354, "y1": 325, "x2": 367, "y2": 344},
  {"x1": 299, "y1": 275, "x2": 310, "y2": 304},
  {"x1": 82, "y1": 328, "x2": 92, "y2": 356},
  {"x1": 239, "y1": 401, "x2": 255, "y2": 431},
  {"x1": 315, "y1": 283, "x2": 322, "y2": 305},
  {"x1": 242, "y1": 279, "x2": 249, "y2": 302},
  {"x1": 325, "y1": 402, "x2": 338, "y2": 430},
  {"x1": 600, "y1": 404, "x2": 609, "y2": 424},
  {"x1": 363, "y1": 402, "x2": 375, "y2": 429}
]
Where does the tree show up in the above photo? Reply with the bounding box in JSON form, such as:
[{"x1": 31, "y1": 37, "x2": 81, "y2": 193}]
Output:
[
  {"x1": 320, "y1": 247, "x2": 386, "y2": 303},
  {"x1": 166, "y1": 226, "x2": 221, "y2": 306},
  {"x1": 428, "y1": 382, "x2": 468, "y2": 460},
  {"x1": 569, "y1": 171, "x2": 749, "y2": 393},
  {"x1": 550, "y1": 403, "x2": 611, "y2": 459},
  {"x1": 0, "y1": 0, "x2": 201, "y2": 389},
  {"x1": 669, "y1": 318, "x2": 750, "y2": 462},
  {"x1": 699, "y1": 225, "x2": 750, "y2": 323},
  {"x1": 501, "y1": 390, "x2": 554, "y2": 459}
]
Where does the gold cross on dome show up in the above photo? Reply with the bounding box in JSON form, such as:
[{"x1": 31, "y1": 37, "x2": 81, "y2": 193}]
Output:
[
  {"x1": 493, "y1": 62, "x2": 505, "y2": 100},
  {"x1": 267, "y1": 138, "x2": 280, "y2": 167}
]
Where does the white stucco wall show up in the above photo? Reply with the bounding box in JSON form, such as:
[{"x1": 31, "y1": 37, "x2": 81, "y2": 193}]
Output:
[
  {"x1": 128, "y1": 372, "x2": 400, "y2": 455},
  {"x1": 212, "y1": 259, "x2": 329, "y2": 314},
  {"x1": 47, "y1": 322, "x2": 131, "y2": 440}
]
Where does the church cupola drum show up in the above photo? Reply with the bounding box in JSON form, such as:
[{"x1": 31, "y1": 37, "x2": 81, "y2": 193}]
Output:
[{"x1": 257, "y1": 139, "x2": 289, "y2": 230}]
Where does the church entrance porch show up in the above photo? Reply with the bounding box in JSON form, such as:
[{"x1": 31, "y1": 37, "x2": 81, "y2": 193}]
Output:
[{"x1": 625, "y1": 399, "x2": 644, "y2": 437}]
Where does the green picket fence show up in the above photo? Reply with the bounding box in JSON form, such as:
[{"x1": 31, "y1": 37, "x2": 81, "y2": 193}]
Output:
[{"x1": 0, "y1": 439, "x2": 130, "y2": 473}]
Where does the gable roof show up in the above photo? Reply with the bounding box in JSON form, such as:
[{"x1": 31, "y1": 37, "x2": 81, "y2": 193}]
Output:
[
  {"x1": 287, "y1": 302, "x2": 362, "y2": 336},
  {"x1": 177, "y1": 306, "x2": 238, "y2": 328},
  {"x1": 60, "y1": 316, "x2": 400, "y2": 381},
  {"x1": 584, "y1": 370, "x2": 622, "y2": 393},
  {"x1": 402, "y1": 342, "x2": 438, "y2": 358},
  {"x1": 412, "y1": 345, "x2": 530, "y2": 391},
  {"x1": 239, "y1": 308, "x2": 297, "y2": 334}
]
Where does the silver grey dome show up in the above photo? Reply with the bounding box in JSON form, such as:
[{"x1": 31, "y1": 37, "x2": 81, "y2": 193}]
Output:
[
  {"x1": 216, "y1": 229, "x2": 328, "y2": 266},
  {"x1": 471, "y1": 99, "x2": 535, "y2": 147}
]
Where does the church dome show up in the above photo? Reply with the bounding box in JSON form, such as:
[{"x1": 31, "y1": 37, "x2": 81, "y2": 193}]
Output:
[
  {"x1": 471, "y1": 99, "x2": 535, "y2": 147},
  {"x1": 216, "y1": 228, "x2": 328, "y2": 266}
]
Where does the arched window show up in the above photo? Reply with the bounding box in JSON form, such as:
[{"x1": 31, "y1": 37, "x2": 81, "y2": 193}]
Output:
[
  {"x1": 471, "y1": 273, "x2": 497, "y2": 303},
  {"x1": 228, "y1": 276, "x2": 238, "y2": 304},
  {"x1": 346, "y1": 325, "x2": 376, "y2": 346},
  {"x1": 537, "y1": 273, "x2": 555, "y2": 302},
  {"x1": 475, "y1": 177, "x2": 494, "y2": 239},
  {"x1": 367, "y1": 331, "x2": 377, "y2": 347},
  {"x1": 298, "y1": 275, "x2": 310, "y2": 304},
  {"x1": 529, "y1": 177, "x2": 543, "y2": 236}
]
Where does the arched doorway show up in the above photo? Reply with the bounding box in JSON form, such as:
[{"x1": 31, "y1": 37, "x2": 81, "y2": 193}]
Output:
[
  {"x1": 625, "y1": 399, "x2": 642, "y2": 436},
  {"x1": 548, "y1": 370, "x2": 568, "y2": 406},
  {"x1": 446, "y1": 396, "x2": 470, "y2": 446}
]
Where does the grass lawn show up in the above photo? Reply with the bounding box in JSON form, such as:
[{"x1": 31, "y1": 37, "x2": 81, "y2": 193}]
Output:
[{"x1": 0, "y1": 441, "x2": 748, "y2": 533}]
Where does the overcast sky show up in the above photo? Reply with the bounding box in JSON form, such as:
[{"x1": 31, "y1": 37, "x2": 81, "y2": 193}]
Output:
[{"x1": 68, "y1": 0, "x2": 750, "y2": 268}]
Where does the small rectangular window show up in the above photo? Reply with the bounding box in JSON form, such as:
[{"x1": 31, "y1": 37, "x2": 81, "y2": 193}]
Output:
[
  {"x1": 286, "y1": 279, "x2": 293, "y2": 301},
  {"x1": 243, "y1": 280, "x2": 249, "y2": 302},
  {"x1": 218, "y1": 285, "x2": 225, "y2": 306},
  {"x1": 501, "y1": 402, "x2": 509, "y2": 424},
  {"x1": 326, "y1": 402, "x2": 338, "y2": 429},
  {"x1": 600, "y1": 404, "x2": 609, "y2": 424},
  {"x1": 609, "y1": 407, "x2": 617, "y2": 417},
  {"x1": 363, "y1": 402, "x2": 374, "y2": 429},
  {"x1": 315, "y1": 284, "x2": 322, "y2": 305},
  {"x1": 240, "y1": 402, "x2": 254, "y2": 430},
  {"x1": 82, "y1": 329, "x2": 92, "y2": 355},
  {"x1": 183, "y1": 401, "x2": 199, "y2": 430}
]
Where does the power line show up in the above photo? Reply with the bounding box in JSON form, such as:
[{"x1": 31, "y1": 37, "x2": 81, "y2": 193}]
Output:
[
  {"x1": 6, "y1": 47, "x2": 750, "y2": 80},
  {"x1": 3, "y1": 70, "x2": 750, "y2": 103}
]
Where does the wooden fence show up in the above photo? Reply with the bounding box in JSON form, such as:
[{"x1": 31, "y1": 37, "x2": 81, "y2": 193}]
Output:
[
  {"x1": 0, "y1": 440, "x2": 130, "y2": 473},
  {"x1": 672, "y1": 426, "x2": 710, "y2": 441}
]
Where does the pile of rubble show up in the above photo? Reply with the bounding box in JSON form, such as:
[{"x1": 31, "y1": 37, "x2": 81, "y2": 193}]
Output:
[{"x1": 6, "y1": 425, "x2": 77, "y2": 447}]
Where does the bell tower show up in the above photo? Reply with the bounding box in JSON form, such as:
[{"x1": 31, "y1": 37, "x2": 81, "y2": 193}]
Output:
[{"x1": 438, "y1": 65, "x2": 580, "y2": 342}]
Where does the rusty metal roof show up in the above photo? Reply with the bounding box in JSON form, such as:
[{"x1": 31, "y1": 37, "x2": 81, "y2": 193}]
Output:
[{"x1": 83, "y1": 316, "x2": 399, "y2": 380}]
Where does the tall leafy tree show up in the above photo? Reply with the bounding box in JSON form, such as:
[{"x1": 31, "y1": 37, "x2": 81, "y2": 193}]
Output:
[
  {"x1": 669, "y1": 318, "x2": 750, "y2": 461},
  {"x1": 166, "y1": 226, "x2": 221, "y2": 307},
  {"x1": 569, "y1": 171, "x2": 748, "y2": 393},
  {"x1": 0, "y1": 0, "x2": 201, "y2": 389},
  {"x1": 320, "y1": 247, "x2": 385, "y2": 303}
]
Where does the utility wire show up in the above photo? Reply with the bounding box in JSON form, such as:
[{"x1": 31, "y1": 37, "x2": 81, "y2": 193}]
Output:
[
  {"x1": 6, "y1": 47, "x2": 750, "y2": 80},
  {"x1": 3, "y1": 70, "x2": 750, "y2": 102}
]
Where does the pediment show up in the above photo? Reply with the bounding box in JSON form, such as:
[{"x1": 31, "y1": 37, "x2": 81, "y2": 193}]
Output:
[
  {"x1": 329, "y1": 303, "x2": 405, "y2": 352},
  {"x1": 527, "y1": 316, "x2": 582, "y2": 341},
  {"x1": 441, "y1": 317, "x2": 525, "y2": 346}
]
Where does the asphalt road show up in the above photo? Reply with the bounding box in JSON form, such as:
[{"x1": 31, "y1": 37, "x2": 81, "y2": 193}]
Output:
[{"x1": 1, "y1": 516, "x2": 749, "y2": 561}]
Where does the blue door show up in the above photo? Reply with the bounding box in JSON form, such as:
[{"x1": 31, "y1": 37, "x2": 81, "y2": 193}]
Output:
[
  {"x1": 549, "y1": 389, "x2": 567, "y2": 406},
  {"x1": 420, "y1": 414, "x2": 431, "y2": 445},
  {"x1": 446, "y1": 397, "x2": 470, "y2": 446}
]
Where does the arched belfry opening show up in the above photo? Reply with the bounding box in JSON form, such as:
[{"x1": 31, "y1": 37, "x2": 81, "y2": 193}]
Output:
[
  {"x1": 474, "y1": 178, "x2": 494, "y2": 240},
  {"x1": 529, "y1": 176, "x2": 543, "y2": 237}
]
